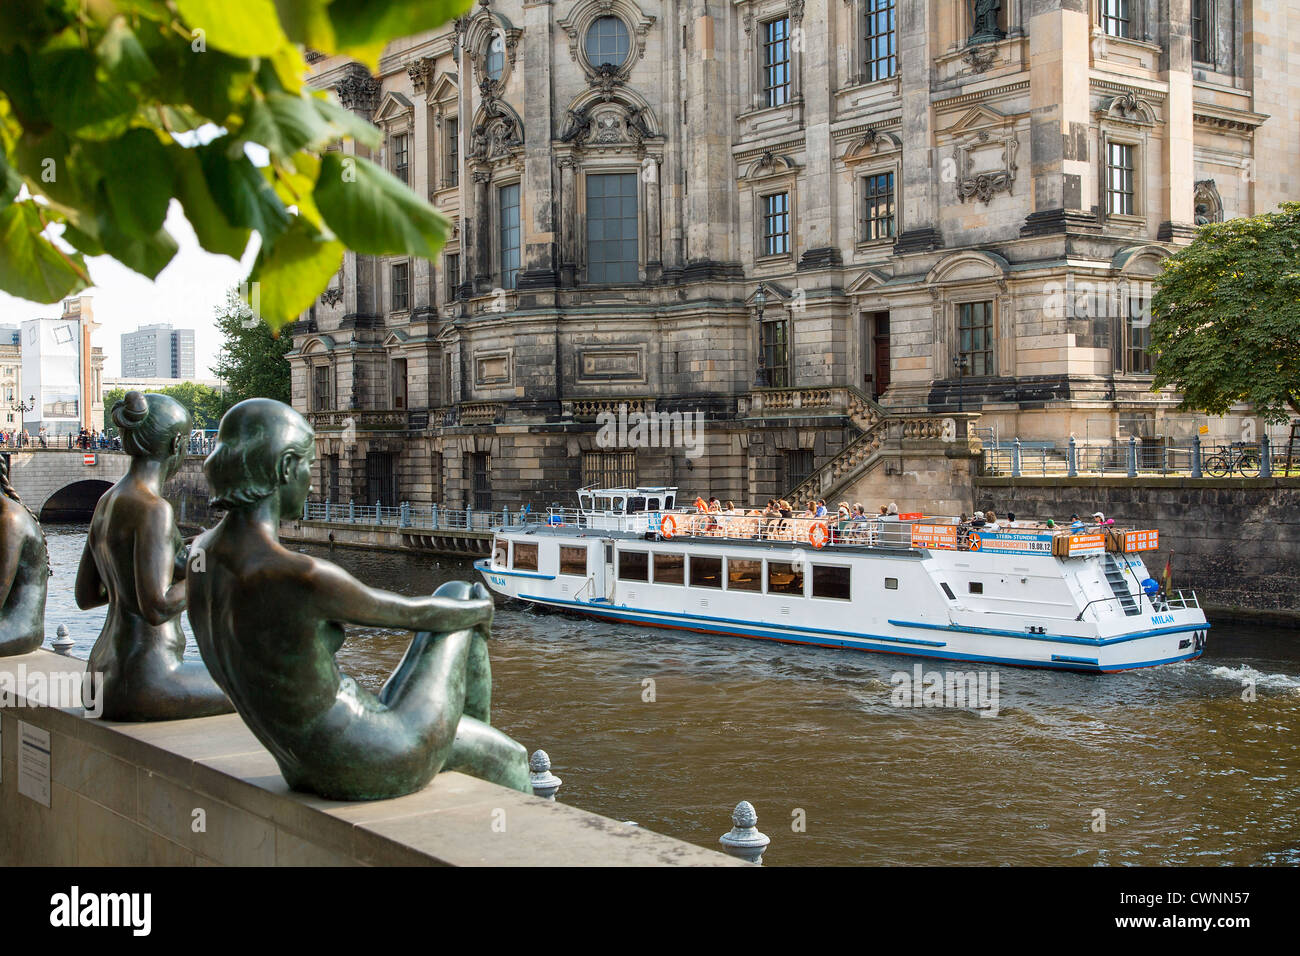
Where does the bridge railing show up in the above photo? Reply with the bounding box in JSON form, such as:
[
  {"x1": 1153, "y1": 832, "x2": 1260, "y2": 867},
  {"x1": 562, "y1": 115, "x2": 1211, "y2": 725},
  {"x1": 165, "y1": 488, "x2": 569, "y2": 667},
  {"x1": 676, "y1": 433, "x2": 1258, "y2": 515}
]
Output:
[{"x1": 300, "y1": 499, "x2": 528, "y2": 532}]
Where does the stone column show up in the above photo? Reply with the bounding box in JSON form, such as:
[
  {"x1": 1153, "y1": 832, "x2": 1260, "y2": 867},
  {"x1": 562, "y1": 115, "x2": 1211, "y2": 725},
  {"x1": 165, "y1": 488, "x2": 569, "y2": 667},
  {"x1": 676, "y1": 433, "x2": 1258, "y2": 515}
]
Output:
[
  {"x1": 1158, "y1": 0, "x2": 1196, "y2": 240},
  {"x1": 796, "y1": 0, "x2": 839, "y2": 270},
  {"x1": 558, "y1": 156, "x2": 577, "y2": 285},
  {"x1": 518, "y1": 0, "x2": 559, "y2": 291},
  {"x1": 472, "y1": 167, "x2": 492, "y2": 293},
  {"x1": 892, "y1": 0, "x2": 942, "y2": 253},
  {"x1": 645, "y1": 155, "x2": 662, "y2": 277}
]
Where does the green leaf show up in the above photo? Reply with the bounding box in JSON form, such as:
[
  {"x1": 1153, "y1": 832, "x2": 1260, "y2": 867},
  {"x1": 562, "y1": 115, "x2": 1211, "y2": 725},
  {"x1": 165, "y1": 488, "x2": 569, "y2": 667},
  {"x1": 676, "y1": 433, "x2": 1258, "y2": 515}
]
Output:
[
  {"x1": 243, "y1": 92, "x2": 335, "y2": 159},
  {"x1": 89, "y1": 128, "x2": 174, "y2": 239},
  {"x1": 97, "y1": 17, "x2": 158, "y2": 86},
  {"x1": 197, "y1": 142, "x2": 291, "y2": 241},
  {"x1": 310, "y1": 95, "x2": 381, "y2": 149},
  {"x1": 0, "y1": 201, "x2": 88, "y2": 302},
  {"x1": 316, "y1": 152, "x2": 450, "y2": 259},
  {"x1": 326, "y1": 0, "x2": 473, "y2": 69},
  {"x1": 175, "y1": 0, "x2": 291, "y2": 58},
  {"x1": 0, "y1": 152, "x2": 22, "y2": 205},
  {"x1": 172, "y1": 146, "x2": 251, "y2": 259},
  {"x1": 98, "y1": 218, "x2": 179, "y2": 279},
  {"x1": 31, "y1": 43, "x2": 136, "y2": 138},
  {"x1": 273, "y1": 0, "x2": 336, "y2": 50},
  {"x1": 251, "y1": 216, "x2": 344, "y2": 330}
]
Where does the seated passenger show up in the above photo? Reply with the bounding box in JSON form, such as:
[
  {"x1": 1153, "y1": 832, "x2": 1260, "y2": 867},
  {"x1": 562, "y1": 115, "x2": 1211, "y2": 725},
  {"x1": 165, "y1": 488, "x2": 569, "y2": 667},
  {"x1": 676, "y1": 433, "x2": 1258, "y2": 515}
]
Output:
[{"x1": 983, "y1": 510, "x2": 1000, "y2": 530}]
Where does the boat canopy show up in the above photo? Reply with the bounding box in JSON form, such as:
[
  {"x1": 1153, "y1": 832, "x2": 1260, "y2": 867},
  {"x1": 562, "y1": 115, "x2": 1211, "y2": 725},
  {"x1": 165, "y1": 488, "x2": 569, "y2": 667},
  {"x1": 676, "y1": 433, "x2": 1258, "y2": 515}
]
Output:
[{"x1": 577, "y1": 487, "x2": 677, "y2": 515}]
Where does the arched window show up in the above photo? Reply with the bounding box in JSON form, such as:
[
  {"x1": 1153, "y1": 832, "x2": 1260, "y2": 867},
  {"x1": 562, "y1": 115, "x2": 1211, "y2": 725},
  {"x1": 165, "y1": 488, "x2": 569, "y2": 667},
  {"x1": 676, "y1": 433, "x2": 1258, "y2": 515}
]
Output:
[
  {"x1": 585, "y1": 16, "x2": 630, "y2": 68},
  {"x1": 485, "y1": 37, "x2": 504, "y2": 81}
]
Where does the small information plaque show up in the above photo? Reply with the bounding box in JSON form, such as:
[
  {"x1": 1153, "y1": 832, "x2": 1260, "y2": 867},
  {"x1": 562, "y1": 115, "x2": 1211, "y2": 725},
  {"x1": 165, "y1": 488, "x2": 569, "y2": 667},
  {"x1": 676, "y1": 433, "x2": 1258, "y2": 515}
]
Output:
[{"x1": 18, "y1": 720, "x2": 51, "y2": 808}]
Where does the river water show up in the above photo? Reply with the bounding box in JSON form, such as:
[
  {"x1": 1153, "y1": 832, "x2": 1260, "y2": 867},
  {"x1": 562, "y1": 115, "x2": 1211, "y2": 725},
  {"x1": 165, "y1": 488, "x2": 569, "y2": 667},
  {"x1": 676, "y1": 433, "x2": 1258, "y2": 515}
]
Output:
[{"x1": 41, "y1": 523, "x2": 1300, "y2": 866}]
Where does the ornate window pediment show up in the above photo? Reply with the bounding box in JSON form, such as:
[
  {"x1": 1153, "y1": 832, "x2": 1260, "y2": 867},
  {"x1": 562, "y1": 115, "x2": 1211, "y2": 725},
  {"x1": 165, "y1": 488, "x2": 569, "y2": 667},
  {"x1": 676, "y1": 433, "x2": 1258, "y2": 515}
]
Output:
[
  {"x1": 1102, "y1": 91, "x2": 1158, "y2": 126},
  {"x1": 559, "y1": 90, "x2": 660, "y2": 155},
  {"x1": 940, "y1": 106, "x2": 1020, "y2": 204},
  {"x1": 743, "y1": 150, "x2": 800, "y2": 181},
  {"x1": 841, "y1": 127, "x2": 901, "y2": 166},
  {"x1": 374, "y1": 91, "x2": 413, "y2": 126},
  {"x1": 558, "y1": 0, "x2": 656, "y2": 80}
]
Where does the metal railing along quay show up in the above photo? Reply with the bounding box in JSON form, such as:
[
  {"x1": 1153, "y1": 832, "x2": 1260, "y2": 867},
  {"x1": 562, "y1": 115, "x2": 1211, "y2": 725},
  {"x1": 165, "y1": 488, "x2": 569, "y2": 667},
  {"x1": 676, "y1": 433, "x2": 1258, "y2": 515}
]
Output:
[{"x1": 983, "y1": 435, "x2": 1300, "y2": 479}]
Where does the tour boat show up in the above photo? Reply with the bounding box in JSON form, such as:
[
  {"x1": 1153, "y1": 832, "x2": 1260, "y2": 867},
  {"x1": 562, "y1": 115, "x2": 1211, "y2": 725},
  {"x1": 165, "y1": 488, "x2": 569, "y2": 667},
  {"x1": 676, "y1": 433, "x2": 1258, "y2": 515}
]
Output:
[{"x1": 475, "y1": 487, "x2": 1209, "y2": 673}]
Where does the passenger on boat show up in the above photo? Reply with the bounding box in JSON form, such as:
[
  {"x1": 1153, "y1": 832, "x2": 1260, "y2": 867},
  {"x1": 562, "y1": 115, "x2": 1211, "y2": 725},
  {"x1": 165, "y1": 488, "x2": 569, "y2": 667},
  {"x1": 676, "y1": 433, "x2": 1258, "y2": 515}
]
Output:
[
  {"x1": 969, "y1": 512, "x2": 986, "y2": 528},
  {"x1": 779, "y1": 500, "x2": 793, "y2": 519},
  {"x1": 882, "y1": 502, "x2": 900, "y2": 521},
  {"x1": 1092, "y1": 511, "x2": 1114, "y2": 526},
  {"x1": 983, "y1": 510, "x2": 1000, "y2": 530},
  {"x1": 709, "y1": 498, "x2": 722, "y2": 513},
  {"x1": 694, "y1": 496, "x2": 709, "y2": 513},
  {"x1": 1070, "y1": 513, "x2": 1086, "y2": 532},
  {"x1": 724, "y1": 500, "x2": 737, "y2": 515},
  {"x1": 815, "y1": 499, "x2": 828, "y2": 517}
]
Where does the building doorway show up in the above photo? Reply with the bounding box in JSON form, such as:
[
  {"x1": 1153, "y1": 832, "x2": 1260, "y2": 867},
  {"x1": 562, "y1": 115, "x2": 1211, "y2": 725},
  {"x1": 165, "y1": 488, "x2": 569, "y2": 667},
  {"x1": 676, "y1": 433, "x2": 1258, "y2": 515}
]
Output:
[{"x1": 863, "y1": 311, "x2": 890, "y2": 401}]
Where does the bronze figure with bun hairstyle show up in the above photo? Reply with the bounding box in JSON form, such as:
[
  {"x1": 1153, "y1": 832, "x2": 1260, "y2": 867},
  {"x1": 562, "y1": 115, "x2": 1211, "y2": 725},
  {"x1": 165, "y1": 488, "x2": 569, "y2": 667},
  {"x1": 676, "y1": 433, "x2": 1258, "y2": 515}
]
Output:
[
  {"x1": 186, "y1": 398, "x2": 530, "y2": 800},
  {"x1": 0, "y1": 452, "x2": 49, "y2": 656},
  {"x1": 75, "y1": 392, "x2": 233, "y2": 720}
]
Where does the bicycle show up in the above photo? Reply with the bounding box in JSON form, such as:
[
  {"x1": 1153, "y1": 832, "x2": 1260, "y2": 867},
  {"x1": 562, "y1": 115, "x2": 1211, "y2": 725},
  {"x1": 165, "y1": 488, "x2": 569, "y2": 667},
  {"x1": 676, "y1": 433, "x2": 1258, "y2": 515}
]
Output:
[{"x1": 1203, "y1": 442, "x2": 1260, "y2": 478}]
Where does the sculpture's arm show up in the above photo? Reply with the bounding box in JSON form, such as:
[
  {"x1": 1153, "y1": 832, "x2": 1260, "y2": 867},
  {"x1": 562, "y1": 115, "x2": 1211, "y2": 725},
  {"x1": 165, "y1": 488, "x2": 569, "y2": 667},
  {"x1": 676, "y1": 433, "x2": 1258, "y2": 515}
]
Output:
[
  {"x1": 74, "y1": 532, "x2": 108, "y2": 610},
  {"x1": 310, "y1": 559, "x2": 493, "y2": 634},
  {"x1": 133, "y1": 506, "x2": 187, "y2": 626},
  {"x1": 0, "y1": 513, "x2": 19, "y2": 607}
]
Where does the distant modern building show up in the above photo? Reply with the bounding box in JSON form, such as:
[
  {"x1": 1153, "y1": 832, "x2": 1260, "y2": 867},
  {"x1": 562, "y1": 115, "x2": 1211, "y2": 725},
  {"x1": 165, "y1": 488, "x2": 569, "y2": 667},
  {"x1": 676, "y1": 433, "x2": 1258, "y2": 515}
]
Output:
[
  {"x1": 0, "y1": 324, "x2": 21, "y2": 433},
  {"x1": 104, "y1": 376, "x2": 225, "y2": 394},
  {"x1": 121, "y1": 323, "x2": 196, "y2": 380},
  {"x1": 20, "y1": 296, "x2": 105, "y2": 436}
]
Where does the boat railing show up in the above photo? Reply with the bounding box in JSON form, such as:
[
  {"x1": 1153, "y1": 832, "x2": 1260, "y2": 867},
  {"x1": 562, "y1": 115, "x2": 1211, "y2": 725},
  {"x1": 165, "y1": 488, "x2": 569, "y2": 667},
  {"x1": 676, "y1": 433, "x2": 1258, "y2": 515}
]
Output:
[{"x1": 1158, "y1": 589, "x2": 1200, "y2": 611}]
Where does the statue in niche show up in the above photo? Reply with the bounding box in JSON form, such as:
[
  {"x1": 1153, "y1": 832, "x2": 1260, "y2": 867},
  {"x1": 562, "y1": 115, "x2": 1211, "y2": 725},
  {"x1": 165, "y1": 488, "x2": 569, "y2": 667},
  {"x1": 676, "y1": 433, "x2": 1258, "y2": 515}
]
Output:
[
  {"x1": 76, "y1": 392, "x2": 233, "y2": 720},
  {"x1": 0, "y1": 452, "x2": 47, "y2": 657},
  {"x1": 186, "y1": 398, "x2": 530, "y2": 800},
  {"x1": 969, "y1": 0, "x2": 1005, "y2": 45}
]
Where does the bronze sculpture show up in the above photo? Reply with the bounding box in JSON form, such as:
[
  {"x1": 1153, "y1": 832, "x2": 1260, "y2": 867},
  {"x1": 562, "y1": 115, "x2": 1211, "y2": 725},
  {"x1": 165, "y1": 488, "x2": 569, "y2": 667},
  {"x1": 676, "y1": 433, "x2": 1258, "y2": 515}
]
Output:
[
  {"x1": 0, "y1": 452, "x2": 48, "y2": 656},
  {"x1": 969, "y1": 0, "x2": 1004, "y2": 44},
  {"x1": 76, "y1": 392, "x2": 233, "y2": 720},
  {"x1": 186, "y1": 398, "x2": 530, "y2": 800}
]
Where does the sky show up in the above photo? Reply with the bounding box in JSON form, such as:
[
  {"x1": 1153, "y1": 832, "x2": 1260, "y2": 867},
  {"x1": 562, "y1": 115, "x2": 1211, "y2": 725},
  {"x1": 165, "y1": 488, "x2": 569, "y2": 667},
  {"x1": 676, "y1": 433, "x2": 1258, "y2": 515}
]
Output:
[{"x1": 0, "y1": 202, "x2": 259, "y2": 379}]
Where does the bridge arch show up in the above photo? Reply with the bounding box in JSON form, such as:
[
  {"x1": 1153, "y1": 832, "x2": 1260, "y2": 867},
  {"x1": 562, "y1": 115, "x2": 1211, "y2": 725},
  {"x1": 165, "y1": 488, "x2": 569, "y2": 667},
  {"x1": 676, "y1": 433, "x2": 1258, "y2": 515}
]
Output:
[{"x1": 40, "y1": 479, "x2": 114, "y2": 522}]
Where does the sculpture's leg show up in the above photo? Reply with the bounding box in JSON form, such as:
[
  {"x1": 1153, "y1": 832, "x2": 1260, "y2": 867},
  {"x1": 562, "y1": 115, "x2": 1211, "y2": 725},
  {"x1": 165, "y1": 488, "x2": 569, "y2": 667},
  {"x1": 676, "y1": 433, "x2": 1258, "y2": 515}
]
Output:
[
  {"x1": 442, "y1": 715, "x2": 531, "y2": 794},
  {"x1": 463, "y1": 629, "x2": 492, "y2": 723},
  {"x1": 377, "y1": 626, "x2": 473, "y2": 770}
]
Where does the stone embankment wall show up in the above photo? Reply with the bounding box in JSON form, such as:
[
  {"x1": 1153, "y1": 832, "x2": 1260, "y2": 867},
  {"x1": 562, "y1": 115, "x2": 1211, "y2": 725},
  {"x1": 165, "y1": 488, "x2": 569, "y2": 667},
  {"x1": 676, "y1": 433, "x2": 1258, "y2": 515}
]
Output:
[{"x1": 976, "y1": 477, "x2": 1300, "y2": 624}]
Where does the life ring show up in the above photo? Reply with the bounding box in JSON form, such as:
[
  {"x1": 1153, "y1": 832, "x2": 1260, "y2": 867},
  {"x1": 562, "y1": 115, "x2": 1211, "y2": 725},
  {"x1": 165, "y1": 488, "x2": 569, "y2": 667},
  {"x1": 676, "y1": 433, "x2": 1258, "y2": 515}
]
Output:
[
  {"x1": 808, "y1": 522, "x2": 829, "y2": 549},
  {"x1": 661, "y1": 514, "x2": 678, "y2": 539}
]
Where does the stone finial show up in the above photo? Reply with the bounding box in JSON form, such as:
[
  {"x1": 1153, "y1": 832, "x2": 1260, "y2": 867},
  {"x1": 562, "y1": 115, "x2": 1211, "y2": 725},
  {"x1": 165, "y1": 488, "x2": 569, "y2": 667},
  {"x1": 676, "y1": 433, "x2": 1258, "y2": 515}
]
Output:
[
  {"x1": 719, "y1": 801, "x2": 770, "y2": 864},
  {"x1": 529, "y1": 749, "x2": 562, "y2": 800},
  {"x1": 51, "y1": 624, "x2": 75, "y2": 653}
]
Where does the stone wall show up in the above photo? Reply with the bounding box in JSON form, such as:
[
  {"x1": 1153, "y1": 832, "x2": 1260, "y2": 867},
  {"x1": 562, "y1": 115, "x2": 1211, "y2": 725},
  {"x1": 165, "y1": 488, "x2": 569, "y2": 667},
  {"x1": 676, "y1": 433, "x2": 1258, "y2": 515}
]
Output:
[
  {"x1": 0, "y1": 650, "x2": 740, "y2": 866},
  {"x1": 976, "y1": 476, "x2": 1300, "y2": 623}
]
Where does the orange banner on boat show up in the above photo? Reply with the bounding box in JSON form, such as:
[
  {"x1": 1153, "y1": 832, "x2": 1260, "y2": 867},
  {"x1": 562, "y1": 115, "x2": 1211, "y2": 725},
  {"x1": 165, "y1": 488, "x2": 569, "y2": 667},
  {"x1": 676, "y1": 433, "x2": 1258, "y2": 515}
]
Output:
[
  {"x1": 1123, "y1": 529, "x2": 1159, "y2": 552},
  {"x1": 899, "y1": 512, "x2": 924, "y2": 521},
  {"x1": 910, "y1": 524, "x2": 958, "y2": 550},
  {"x1": 1064, "y1": 533, "x2": 1106, "y2": 557}
]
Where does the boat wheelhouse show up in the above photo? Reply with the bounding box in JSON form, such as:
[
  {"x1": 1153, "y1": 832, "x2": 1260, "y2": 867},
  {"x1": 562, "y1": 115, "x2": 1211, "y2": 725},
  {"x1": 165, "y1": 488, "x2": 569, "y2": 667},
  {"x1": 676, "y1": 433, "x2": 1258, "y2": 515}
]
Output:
[{"x1": 476, "y1": 487, "x2": 1209, "y2": 673}]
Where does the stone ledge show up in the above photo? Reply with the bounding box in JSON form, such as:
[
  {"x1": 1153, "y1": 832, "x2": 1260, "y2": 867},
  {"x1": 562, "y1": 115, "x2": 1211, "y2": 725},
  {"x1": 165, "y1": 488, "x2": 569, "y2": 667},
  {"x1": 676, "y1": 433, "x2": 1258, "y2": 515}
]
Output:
[{"x1": 0, "y1": 651, "x2": 742, "y2": 867}]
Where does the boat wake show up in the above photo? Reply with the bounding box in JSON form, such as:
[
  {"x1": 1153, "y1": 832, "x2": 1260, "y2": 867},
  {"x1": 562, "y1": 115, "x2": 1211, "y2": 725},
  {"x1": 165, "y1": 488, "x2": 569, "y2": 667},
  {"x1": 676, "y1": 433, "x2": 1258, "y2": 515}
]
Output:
[{"x1": 1210, "y1": 664, "x2": 1300, "y2": 693}]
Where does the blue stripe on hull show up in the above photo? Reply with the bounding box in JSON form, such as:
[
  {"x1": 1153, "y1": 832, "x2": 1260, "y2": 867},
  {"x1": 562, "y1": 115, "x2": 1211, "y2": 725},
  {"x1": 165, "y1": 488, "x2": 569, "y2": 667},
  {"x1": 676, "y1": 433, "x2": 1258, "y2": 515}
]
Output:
[{"x1": 504, "y1": 590, "x2": 1203, "y2": 673}]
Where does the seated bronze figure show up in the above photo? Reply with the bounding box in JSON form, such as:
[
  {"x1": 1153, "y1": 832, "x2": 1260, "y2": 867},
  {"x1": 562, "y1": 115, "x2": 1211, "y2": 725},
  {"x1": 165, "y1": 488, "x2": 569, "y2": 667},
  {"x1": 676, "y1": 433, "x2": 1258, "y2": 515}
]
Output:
[
  {"x1": 0, "y1": 452, "x2": 48, "y2": 656},
  {"x1": 186, "y1": 398, "x2": 530, "y2": 800},
  {"x1": 76, "y1": 392, "x2": 233, "y2": 720}
]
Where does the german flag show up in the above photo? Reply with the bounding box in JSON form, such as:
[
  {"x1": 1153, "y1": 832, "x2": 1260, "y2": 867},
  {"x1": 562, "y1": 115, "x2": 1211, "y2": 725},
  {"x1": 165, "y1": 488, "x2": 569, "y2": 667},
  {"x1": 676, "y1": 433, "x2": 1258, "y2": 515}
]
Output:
[{"x1": 1161, "y1": 552, "x2": 1174, "y2": 593}]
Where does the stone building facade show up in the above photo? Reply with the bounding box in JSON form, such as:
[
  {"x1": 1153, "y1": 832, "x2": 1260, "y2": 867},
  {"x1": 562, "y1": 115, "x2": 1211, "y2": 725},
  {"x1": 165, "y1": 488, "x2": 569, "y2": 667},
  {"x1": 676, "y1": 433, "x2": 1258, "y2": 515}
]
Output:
[{"x1": 288, "y1": 0, "x2": 1293, "y2": 512}]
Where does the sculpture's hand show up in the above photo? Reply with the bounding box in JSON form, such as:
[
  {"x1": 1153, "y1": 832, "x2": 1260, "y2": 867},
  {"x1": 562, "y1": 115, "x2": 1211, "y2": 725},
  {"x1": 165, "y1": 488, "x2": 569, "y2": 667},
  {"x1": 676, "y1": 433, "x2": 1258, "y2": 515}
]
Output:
[{"x1": 471, "y1": 582, "x2": 494, "y2": 635}]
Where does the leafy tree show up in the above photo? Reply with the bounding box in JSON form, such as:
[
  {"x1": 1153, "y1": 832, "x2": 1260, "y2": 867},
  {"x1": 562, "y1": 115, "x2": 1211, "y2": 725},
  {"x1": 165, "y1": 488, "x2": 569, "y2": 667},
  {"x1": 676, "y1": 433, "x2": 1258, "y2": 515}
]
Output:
[
  {"x1": 1150, "y1": 202, "x2": 1300, "y2": 424},
  {"x1": 102, "y1": 380, "x2": 227, "y2": 434},
  {"x1": 212, "y1": 287, "x2": 290, "y2": 405},
  {"x1": 0, "y1": 0, "x2": 469, "y2": 331}
]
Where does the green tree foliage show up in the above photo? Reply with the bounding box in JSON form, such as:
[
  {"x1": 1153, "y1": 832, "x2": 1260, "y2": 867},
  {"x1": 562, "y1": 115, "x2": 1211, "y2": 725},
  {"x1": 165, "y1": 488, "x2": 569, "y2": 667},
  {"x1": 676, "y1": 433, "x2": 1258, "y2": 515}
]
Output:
[
  {"x1": 103, "y1": 380, "x2": 228, "y2": 434},
  {"x1": 212, "y1": 287, "x2": 290, "y2": 405},
  {"x1": 1150, "y1": 203, "x2": 1300, "y2": 424},
  {"x1": 0, "y1": 0, "x2": 470, "y2": 331}
]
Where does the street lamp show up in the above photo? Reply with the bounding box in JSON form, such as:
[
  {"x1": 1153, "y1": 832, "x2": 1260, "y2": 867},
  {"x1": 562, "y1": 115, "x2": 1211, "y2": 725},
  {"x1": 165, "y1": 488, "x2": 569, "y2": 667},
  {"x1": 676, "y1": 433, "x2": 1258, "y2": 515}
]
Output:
[
  {"x1": 753, "y1": 285, "x2": 768, "y2": 389},
  {"x1": 952, "y1": 355, "x2": 968, "y2": 412}
]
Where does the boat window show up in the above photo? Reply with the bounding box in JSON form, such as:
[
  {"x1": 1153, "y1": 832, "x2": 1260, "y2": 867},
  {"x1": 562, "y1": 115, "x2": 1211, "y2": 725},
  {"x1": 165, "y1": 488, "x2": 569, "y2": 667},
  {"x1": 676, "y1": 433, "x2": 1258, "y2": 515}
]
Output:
[
  {"x1": 560, "y1": 546, "x2": 588, "y2": 576},
  {"x1": 767, "y1": 560, "x2": 805, "y2": 596},
  {"x1": 618, "y1": 549, "x2": 649, "y2": 582},
  {"x1": 653, "y1": 552, "x2": 685, "y2": 585},
  {"x1": 578, "y1": 493, "x2": 591, "y2": 512},
  {"x1": 968, "y1": 581, "x2": 983, "y2": 594},
  {"x1": 647, "y1": 497, "x2": 660, "y2": 511},
  {"x1": 812, "y1": 565, "x2": 852, "y2": 600},
  {"x1": 493, "y1": 537, "x2": 508, "y2": 567},
  {"x1": 512, "y1": 541, "x2": 538, "y2": 572},
  {"x1": 940, "y1": 582, "x2": 955, "y2": 600},
  {"x1": 727, "y1": 558, "x2": 763, "y2": 592},
  {"x1": 596, "y1": 496, "x2": 612, "y2": 512},
  {"x1": 689, "y1": 555, "x2": 723, "y2": 588},
  {"x1": 604, "y1": 542, "x2": 614, "y2": 564},
  {"x1": 630, "y1": 496, "x2": 647, "y2": 512},
  {"x1": 884, "y1": 577, "x2": 898, "y2": 590},
  {"x1": 665, "y1": 494, "x2": 675, "y2": 510}
]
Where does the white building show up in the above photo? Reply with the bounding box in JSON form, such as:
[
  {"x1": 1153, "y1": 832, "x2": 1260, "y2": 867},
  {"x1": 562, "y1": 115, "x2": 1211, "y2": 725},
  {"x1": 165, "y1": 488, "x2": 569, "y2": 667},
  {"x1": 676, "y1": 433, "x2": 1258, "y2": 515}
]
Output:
[{"x1": 19, "y1": 296, "x2": 104, "y2": 437}]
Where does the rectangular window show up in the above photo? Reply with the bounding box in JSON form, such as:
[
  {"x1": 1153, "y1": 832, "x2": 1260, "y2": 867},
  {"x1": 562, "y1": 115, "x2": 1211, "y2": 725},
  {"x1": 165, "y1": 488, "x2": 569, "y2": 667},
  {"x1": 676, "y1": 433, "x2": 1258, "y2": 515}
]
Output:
[
  {"x1": 582, "y1": 450, "x2": 636, "y2": 488},
  {"x1": 781, "y1": 449, "x2": 814, "y2": 492},
  {"x1": 1191, "y1": 0, "x2": 1213, "y2": 63},
  {"x1": 1101, "y1": 0, "x2": 1131, "y2": 38},
  {"x1": 313, "y1": 365, "x2": 330, "y2": 412},
  {"x1": 653, "y1": 552, "x2": 685, "y2": 586},
  {"x1": 391, "y1": 261, "x2": 409, "y2": 311},
  {"x1": 689, "y1": 555, "x2": 723, "y2": 589},
  {"x1": 1106, "y1": 142, "x2": 1135, "y2": 216},
  {"x1": 1124, "y1": 288, "x2": 1154, "y2": 374},
  {"x1": 861, "y1": 171, "x2": 896, "y2": 241},
  {"x1": 499, "y1": 183, "x2": 521, "y2": 290},
  {"x1": 618, "y1": 549, "x2": 649, "y2": 582},
  {"x1": 493, "y1": 537, "x2": 508, "y2": 567},
  {"x1": 762, "y1": 18, "x2": 791, "y2": 107},
  {"x1": 560, "y1": 546, "x2": 588, "y2": 576},
  {"x1": 864, "y1": 0, "x2": 897, "y2": 81},
  {"x1": 812, "y1": 565, "x2": 852, "y2": 601},
  {"x1": 391, "y1": 133, "x2": 409, "y2": 185},
  {"x1": 365, "y1": 452, "x2": 395, "y2": 507},
  {"x1": 727, "y1": 557, "x2": 764, "y2": 592},
  {"x1": 762, "y1": 318, "x2": 790, "y2": 388},
  {"x1": 767, "y1": 560, "x2": 805, "y2": 596},
  {"x1": 326, "y1": 454, "x2": 339, "y2": 502},
  {"x1": 957, "y1": 301, "x2": 995, "y2": 377},
  {"x1": 446, "y1": 253, "x2": 460, "y2": 302},
  {"x1": 761, "y1": 192, "x2": 790, "y2": 257},
  {"x1": 586, "y1": 173, "x2": 639, "y2": 284},
  {"x1": 446, "y1": 118, "x2": 459, "y2": 187},
  {"x1": 512, "y1": 541, "x2": 538, "y2": 572}
]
